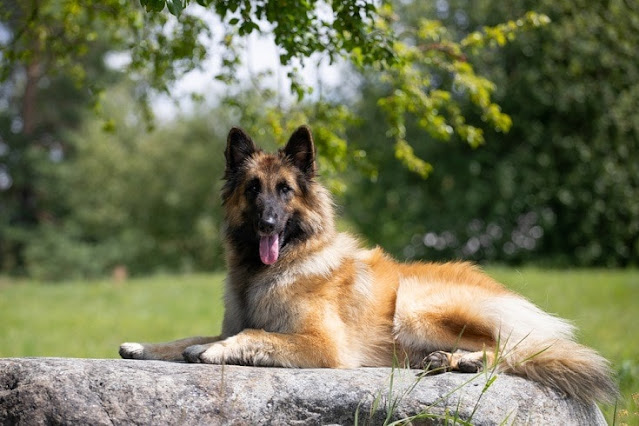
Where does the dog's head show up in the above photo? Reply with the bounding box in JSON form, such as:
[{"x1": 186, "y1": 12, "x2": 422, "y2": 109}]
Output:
[{"x1": 222, "y1": 126, "x2": 329, "y2": 266}]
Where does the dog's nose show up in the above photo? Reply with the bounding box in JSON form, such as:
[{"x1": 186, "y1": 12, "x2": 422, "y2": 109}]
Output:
[{"x1": 259, "y1": 215, "x2": 277, "y2": 233}]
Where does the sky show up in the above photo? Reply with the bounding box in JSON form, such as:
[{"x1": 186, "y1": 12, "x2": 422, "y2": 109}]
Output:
[{"x1": 143, "y1": 10, "x2": 346, "y2": 119}]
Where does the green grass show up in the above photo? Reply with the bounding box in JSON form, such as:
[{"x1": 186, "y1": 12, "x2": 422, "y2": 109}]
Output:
[
  {"x1": 0, "y1": 274, "x2": 226, "y2": 358},
  {"x1": 1, "y1": 268, "x2": 637, "y2": 424}
]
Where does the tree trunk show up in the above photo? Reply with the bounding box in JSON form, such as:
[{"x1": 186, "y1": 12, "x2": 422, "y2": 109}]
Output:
[{"x1": 21, "y1": 60, "x2": 41, "y2": 136}]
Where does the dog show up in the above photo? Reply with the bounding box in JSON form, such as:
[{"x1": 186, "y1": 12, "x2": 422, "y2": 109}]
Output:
[{"x1": 120, "y1": 125, "x2": 617, "y2": 404}]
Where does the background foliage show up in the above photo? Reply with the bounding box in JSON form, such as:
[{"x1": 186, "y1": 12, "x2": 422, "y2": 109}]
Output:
[
  {"x1": 344, "y1": 0, "x2": 639, "y2": 266},
  {"x1": 0, "y1": 0, "x2": 637, "y2": 278}
]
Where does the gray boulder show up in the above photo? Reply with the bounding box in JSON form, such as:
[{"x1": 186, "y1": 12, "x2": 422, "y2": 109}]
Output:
[{"x1": 0, "y1": 358, "x2": 606, "y2": 425}]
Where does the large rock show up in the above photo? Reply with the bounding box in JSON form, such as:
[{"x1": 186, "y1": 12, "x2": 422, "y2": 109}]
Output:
[{"x1": 0, "y1": 358, "x2": 605, "y2": 425}]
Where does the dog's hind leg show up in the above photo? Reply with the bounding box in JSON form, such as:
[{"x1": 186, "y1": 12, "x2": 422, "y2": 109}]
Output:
[
  {"x1": 392, "y1": 276, "x2": 498, "y2": 370},
  {"x1": 119, "y1": 336, "x2": 221, "y2": 361}
]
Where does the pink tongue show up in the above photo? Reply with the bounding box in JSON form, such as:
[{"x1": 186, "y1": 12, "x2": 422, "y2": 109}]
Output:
[{"x1": 259, "y1": 234, "x2": 279, "y2": 265}]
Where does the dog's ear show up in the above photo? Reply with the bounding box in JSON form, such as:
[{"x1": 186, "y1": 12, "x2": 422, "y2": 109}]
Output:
[
  {"x1": 225, "y1": 127, "x2": 256, "y2": 173},
  {"x1": 283, "y1": 125, "x2": 316, "y2": 178}
]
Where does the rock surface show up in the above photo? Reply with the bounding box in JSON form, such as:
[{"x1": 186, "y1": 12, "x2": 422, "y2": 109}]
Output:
[{"x1": 0, "y1": 358, "x2": 606, "y2": 425}]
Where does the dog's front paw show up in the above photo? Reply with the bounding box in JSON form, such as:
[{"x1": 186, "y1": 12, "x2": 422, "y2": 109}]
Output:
[
  {"x1": 200, "y1": 343, "x2": 229, "y2": 364},
  {"x1": 183, "y1": 344, "x2": 209, "y2": 363},
  {"x1": 119, "y1": 342, "x2": 145, "y2": 359},
  {"x1": 183, "y1": 342, "x2": 229, "y2": 364}
]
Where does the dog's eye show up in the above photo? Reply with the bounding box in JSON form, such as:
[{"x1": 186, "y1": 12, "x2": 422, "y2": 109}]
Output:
[
  {"x1": 278, "y1": 183, "x2": 293, "y2": 196},
  {"x1": 245, "y1": 179, "x2": 261, "y2": 196}
]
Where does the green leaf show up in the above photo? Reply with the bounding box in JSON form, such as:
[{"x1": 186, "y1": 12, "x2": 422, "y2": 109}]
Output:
[
  {"x1": 145, "y1": 0, "x2": 165, "y2": 13},
  {"x1": 166, "y1": 0, "x2": 184, "y2": 17},
  {"x1": 101, "y1": 118, "x2": 116, "y2": 133}
]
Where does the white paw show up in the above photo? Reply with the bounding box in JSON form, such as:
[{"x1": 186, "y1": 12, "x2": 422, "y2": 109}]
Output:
[
  {"x1": 119, "y1": 342, "x2": 145, "y2": 359},
  {"x1": 183, "y1": 336, "x2": 246, "y2": 364},
  {"x1": 199, "y1": 342, "x2": 229, "y2": 364},
  {"x1": 183, "y1": 341, "x2": 231, "y2": 364}
]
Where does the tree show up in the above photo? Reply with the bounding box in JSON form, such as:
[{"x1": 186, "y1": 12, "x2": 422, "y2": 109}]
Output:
[
  {"x1": 344, "y1": 0, "x2": 639, "y2": 266},
  {"x1": 467, "y1": 0, "x2": 639, "y2": 266},
  {"x1": 22, "y1": 84, "x2": 230, "y2": 279},
  {"x1": 0, "y1": 0, "x2": 549, "y2": 277},
  {"x1": 1, "y1": 0, "x2": 549, "y2": 169},
  {"x1": 1, "y1": 0, "x2": 208, "y2": 273},
  {"x1": 0, "y1": 0, "x2": 124, "y2": 272}
]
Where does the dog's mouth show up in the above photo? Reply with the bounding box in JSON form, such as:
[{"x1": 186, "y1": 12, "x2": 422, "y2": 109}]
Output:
[
  {"x1": 258, "y1": 233, "x2": 283, "y2": 265},
  {"x1": 256, "y1": 215, "x2": 300, "y2": 266},
  {"x1": 259, "y1": 231, "x2": 285, "y2": 265}
]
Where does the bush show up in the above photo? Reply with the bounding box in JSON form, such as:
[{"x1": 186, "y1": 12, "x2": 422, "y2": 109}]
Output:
[
  {"x1": 344, "y1": 0, "x2": 639, "y2": 266},
  {"x1": 16, "y1": 87, "x2": 230, "y2": 280}
]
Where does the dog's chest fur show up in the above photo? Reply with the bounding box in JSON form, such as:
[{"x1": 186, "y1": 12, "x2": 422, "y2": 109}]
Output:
[
  {"x1": 234, "y1": 234, "x2": 363, "y2": 334},
  {"x1": 243, "y1": 277, "x2": 300, "y2": 332}
]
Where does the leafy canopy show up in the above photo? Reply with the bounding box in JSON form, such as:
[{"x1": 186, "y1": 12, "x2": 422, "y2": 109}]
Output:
[
  {"x1": 1, "y1": 0, "x2": 548, "y2": 175},
  {"x1": 344, "y1": 0, "x2": 639, "y2": 267}
]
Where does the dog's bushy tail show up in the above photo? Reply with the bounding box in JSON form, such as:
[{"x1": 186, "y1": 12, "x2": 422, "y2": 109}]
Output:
[
  {"x1": 488, "y1": 296, "x2": 618, "y2": 404},
  {"x1": 499, "y1": 338, "x2": 618, "y2": 404}
]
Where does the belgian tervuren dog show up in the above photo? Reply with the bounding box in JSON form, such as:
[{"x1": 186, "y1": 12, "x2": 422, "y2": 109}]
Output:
[{"x1": 120, "y1": 125, "x2": 616, "y2": 404}]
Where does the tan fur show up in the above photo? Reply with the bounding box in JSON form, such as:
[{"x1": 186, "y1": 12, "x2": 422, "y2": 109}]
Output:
[{"x1": 120, "y1": 126, "x2": 617, "y2": 405}]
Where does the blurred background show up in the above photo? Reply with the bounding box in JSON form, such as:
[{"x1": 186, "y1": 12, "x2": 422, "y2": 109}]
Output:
[
  {"x1": 1, "y1": 0, "x2": 637, "y2": 280},
  {"x1": 0, "y1": 0, "x2": 637, "y2": 421}
]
